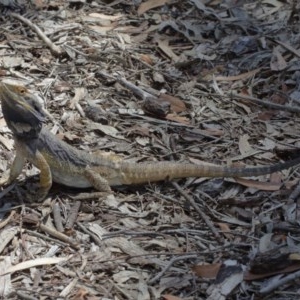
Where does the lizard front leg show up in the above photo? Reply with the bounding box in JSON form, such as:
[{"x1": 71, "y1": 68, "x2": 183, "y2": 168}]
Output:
[
  {"x1": 84, "y1": 168, "x2": 112, "y2": 192},
  {"x1": 0, "y1": 150, "x2": 26, "y2": 185}
]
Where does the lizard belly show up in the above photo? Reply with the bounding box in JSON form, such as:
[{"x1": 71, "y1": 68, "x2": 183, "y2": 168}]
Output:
[{"x1": 51, "y1": 170, "x2": 93, "y2": 188}]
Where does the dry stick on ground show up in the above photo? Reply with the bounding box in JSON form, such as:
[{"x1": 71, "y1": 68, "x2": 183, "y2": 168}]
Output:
[
  {"x1": 116, "y1": 75, "x2": 154, "y2": 100},
  {"x1": 10, "y1": 13, "x2": 63, "y2": 57},
  {"x1": 65, "y1": 201, "x2": 81, "y2": 230},
  {"x1": 232, "y1": 93, "x2": 300, "y2": 113},
  {"x1": 53, "y1": 202, "x2": 64, "y2": 232},
  {"x1": 38, "y1": 223, "x2": 79, "y2": 249},
  {"x1": 260, "y1": 269, "x2": 300, "y2": 294},
  {"x1": 26, "y1": 229, "x2": 70, "y2": 248},
  {"x1": 76, "y1": 222, "x2": 103, "y2": 246},
  {"x1": 171, "y1": 182, "x2": 222, "y2": 242},
  {"x1": 0, "y1": 210, "x2": 16, "y2": 229},
  {"x1": 128, "y1": 112, "x2": 192, "y2": 128},
  {"x1": 148, "y1": 254, "x2": 197, "y2": 284},
  {"x1": 196, "y1": 89, "x2": 300, "y2": 114},
  {"x1": 116, "y1": 74, "x2": 170, "y2": 116},
  {"x1": 269, "y1": 38, "x2": 300, "y2": 58}
]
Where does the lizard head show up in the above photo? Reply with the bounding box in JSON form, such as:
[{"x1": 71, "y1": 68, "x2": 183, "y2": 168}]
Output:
[{"x1": 0, "y1": 82, "x2": 46, "y2": 139}]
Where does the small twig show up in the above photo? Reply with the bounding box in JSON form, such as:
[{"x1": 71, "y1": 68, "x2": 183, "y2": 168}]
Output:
[
  {"x1": 171, "y1": 182, "x2": 222, "y2": 242},
  {"x1": 116, "y1": 75, "x2": 153, "y2": 101},
  {"x1": 0, "y1": 210, "x2": 16, "y2": 229},
  {"x1": 69, "y1": 87, "x2": 86, "y2": 117},
  {"x1": 232, "y1": 92, "x2": 300, "y2": 114},
  {"x1": 65, "y1": 201, "x2": 81, "y2": 230},
  {"x1": 53, "y1": 202, "x2": 64, "y2": 232},
  {"x1": 261, "y1": 133, "x2": 300, "y2": 149},
  {"x1": 116, "y1": 75, "x2": 171, "y2": 116},
  {"x1": 38, "y1": 223, "x2": 79, "y2": 249},
  {"x1": 269, "y1": 38, "x2": 300, "y2": 58},
  {"x1": 10, "y1": 13, "x2": 63, "y2": 57},
  {"x1": 76, "y1": 222, "x2": 103, "y2": 246},
  {"x1": 69, "y1": 191, "x2": 109, "y2": 200},
  {"x1": 128, "y1": 113, "x2": 193, "y2": 128},
  {"x1": 260, "y1": 270, "x2": 300, "y2": 294},
  {"x1": 26, "y1": 229, "x2": 69, "y2": 247},
  {"x1": 148, "y1": 254, "x2": 197, "y2": 284},
  {"x1": 197, "y1": 188, "x2": 218, "y2": 205},
  {"x1": 103, "y1": 230, "x2": 164, "y2": 239}
]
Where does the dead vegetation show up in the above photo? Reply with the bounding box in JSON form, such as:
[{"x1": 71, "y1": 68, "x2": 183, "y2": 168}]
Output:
[{"x1": 1, "y1": 0, "x2": 300, "y2": 299}]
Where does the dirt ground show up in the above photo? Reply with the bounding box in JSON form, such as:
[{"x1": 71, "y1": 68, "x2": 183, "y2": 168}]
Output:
[{"x1": 1, "y1": 0, "x2": 300, "y2": 299}]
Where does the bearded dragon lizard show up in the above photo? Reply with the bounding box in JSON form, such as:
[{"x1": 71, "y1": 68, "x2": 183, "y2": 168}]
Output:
[{"x1": 1, "y1": 82, "x2": 300, "y2": 201}]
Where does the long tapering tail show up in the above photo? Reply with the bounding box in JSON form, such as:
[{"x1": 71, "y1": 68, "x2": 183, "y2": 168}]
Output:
[{"x1": 118, "y1": 156, "x2": 300, "y2": 185}]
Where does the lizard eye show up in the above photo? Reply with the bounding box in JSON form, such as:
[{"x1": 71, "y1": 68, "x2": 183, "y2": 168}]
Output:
[{"x1": 18, "y1": 87, "x2": 26, "y2": 94}]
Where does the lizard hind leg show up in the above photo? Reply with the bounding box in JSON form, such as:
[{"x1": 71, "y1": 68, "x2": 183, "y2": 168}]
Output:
[{"x1": 84, "y1": 168, "x2": 112, "y2": 192}]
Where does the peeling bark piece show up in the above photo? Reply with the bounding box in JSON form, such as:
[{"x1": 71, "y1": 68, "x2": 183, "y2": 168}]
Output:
[
  {"x1": 250, "y1": 249, "x2": 294, "y2": 274},
  {"x1": 206, "y1": 260, "x2": 243, "y2": 300},
  {"x1": 142, "y1": 97, "x2": 170, "y2": 117}
]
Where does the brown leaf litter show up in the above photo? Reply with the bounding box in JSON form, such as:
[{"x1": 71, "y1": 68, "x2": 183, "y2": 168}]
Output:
[{"x1": 1, "y1": 0, "x2": 300, "y2": 299}]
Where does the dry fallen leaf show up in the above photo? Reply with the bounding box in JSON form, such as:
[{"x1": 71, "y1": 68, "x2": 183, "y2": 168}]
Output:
[
  {"x1": 0, "y1": 257, "x2": 70, "y2": 276},
  {"x1": 89, "y1": 13, "x2": 123, "y2": 21},
  {"x1": 138, "y1": 0, "x2": 171, "y2": 15},
  {"x1": 159, "y1": 93, "x2": 187, "y2": 113},
  {"x1": 156, "y1": 38, "x2": 180, "y2": 61},
  {"x1": 69, "y1": 87, "x2": 86, "y2": 109},
  {"x1": 0, "y1": 134, "x2": 14, "y2": 150},
  {"x1": 89, "y1": 123, "x2": 125, "y2": 140},
  {"x1": 270, "y1": 46, "x2": 287, "y2": 71},
  {"x1": 234, "y1": 177, "x2": 282, "y2": 191},
  {"x1": 238, "y1": 134, "x2": 255, "y2": 156},
  {"x1": 1, "y1": 56, "x2": 23, "y2": 68},
  {"x1": 192, "y1": 263, "x2": 222, "y2": 279},
  {"x1": 88, "y1": 25, "x2": 114, "y2": 34},
  {"x1": 217, "y1": 222, "x2": 233, "y2": 240},
  {"x1": 215, "y1": 68, "x2": 261, "y2": 81},
  {"x1": 244, "y1": 263, "x2": 300, "y2": 281},
  {"x1": 1, "y1": 1, "x2": 300, "y2": 298},
  {"x1": 165, "y1": 113, "x2": 190, "y2": 125},
  {"x1": 139, "y1": 54, "x2": 154, "y2": 65},
  {"x1": 0, "y1": 256, "x2": 12, "y2": 297}
]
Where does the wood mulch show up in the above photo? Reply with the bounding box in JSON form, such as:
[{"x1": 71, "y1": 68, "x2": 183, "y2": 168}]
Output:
[{"x1": 1, "y1": 0, "x2": 300, "y2": 299}]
